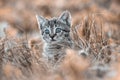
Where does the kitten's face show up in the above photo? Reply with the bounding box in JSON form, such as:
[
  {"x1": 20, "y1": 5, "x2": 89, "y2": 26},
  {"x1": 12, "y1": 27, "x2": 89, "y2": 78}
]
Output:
[{"x1": 36, "y1": 11, "x2": 71, "y2": 43}]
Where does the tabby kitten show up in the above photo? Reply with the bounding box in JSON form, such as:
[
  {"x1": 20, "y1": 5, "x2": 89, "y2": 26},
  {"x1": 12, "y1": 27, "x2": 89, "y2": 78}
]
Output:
[{"x1": 36, "y1": 11, "x2": 73, "y2": 62}]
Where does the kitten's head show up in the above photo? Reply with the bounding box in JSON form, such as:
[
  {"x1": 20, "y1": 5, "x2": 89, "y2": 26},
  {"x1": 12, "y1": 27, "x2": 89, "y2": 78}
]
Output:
[{"x1": 36, "y1": 11, "x2": 71, "y2": 43}]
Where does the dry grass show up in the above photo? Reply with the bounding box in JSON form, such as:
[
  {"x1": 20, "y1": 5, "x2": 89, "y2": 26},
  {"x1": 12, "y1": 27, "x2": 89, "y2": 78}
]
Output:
[{"x1": 0, "y1": 0, "x2": 120, "y2": 80}]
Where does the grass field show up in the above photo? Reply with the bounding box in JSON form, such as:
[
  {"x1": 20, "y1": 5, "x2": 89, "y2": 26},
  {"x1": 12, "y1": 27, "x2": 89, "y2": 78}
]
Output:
[{"x1": 0, "y1": 0, "x2": 120, "y2": 80}]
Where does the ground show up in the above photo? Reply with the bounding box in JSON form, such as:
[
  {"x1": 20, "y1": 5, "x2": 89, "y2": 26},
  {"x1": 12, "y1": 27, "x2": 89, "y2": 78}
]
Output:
[{"x1": 0, "y1": 0, "x2": 120, "y2": 80}]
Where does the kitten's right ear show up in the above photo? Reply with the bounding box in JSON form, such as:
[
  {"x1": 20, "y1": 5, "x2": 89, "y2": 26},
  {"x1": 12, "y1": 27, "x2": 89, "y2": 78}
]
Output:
[
  {"x1": 36, "y1": 15, "x2": 47, "y2": 30},
  {"x1": 59, "y1": 11, "x2": 71, "y2": 27}
]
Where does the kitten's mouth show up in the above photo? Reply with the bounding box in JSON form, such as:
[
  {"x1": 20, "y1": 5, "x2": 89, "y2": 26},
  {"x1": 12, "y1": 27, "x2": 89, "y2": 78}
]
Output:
[{"x1": 51, "y1": 39, "x2": 56, "y2": 41}]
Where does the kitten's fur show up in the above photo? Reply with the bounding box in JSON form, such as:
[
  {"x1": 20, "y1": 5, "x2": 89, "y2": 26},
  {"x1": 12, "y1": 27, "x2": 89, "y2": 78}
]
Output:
[{"x1": 36, "y1": 11, "x2": 73, "y2": 62}]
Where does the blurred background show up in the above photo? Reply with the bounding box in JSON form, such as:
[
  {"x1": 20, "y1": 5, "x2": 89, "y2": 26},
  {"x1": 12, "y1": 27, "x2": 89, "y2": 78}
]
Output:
[
  {"x1": 0, "y1": 0, "x2": 120, "y2": 80},
  {"x1": 0, "y1": 0, "x2": 120, "y2": 37}
]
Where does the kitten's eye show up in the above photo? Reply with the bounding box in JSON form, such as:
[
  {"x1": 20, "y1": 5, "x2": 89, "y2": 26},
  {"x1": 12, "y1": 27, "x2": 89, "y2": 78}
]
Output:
[
  {"x1": 44, "y1": 29, "x2": 49, "y2": 34},
  {"x1": 56, "y1": 28, "x2": 62, "y2": 33}
]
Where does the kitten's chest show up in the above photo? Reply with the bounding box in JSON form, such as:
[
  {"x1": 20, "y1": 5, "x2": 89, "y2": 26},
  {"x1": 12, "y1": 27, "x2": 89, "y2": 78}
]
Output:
[
  {"x1": 43, "y1": 44, "x2": 65, "y2": 60},
  {"x1": 44, "y1": 44, "x2": 65, "y2": 53},
  {"x1": 43, "y1": 41, "x2": 73, "y2": 60},
  {"x1": 43, "y1": 42, "x2": 72, "y2": 55},
  {"x1": 45, "y1": 42, "x2": 72, "y2": 50}
]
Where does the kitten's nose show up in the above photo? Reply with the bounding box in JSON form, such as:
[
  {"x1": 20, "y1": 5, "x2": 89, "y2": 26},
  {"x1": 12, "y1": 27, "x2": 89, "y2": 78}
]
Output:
[{"x1": 50, "y1": 34, "x2": 56, "y2": 39}]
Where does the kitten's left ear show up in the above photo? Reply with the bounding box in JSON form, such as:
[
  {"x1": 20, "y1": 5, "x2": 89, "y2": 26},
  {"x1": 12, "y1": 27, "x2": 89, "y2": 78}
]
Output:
[
  {"x1": 59, "y1": 11, "x2": 71, "y2": 27},
  {"x1": 36, "y1": 15, "x2": 47, "y2": 30}
]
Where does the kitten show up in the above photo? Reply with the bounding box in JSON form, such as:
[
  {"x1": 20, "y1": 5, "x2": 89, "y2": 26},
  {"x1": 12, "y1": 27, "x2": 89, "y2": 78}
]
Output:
[{"x1": 36, "y1": 11, "x2": 73, "y2": 62}]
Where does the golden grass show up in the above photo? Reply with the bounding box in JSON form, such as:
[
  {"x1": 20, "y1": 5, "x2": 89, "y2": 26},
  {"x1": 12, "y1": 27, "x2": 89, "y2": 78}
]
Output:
[{"x1": 0, "y1": 0, "x2": 120, "y2": 80}]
